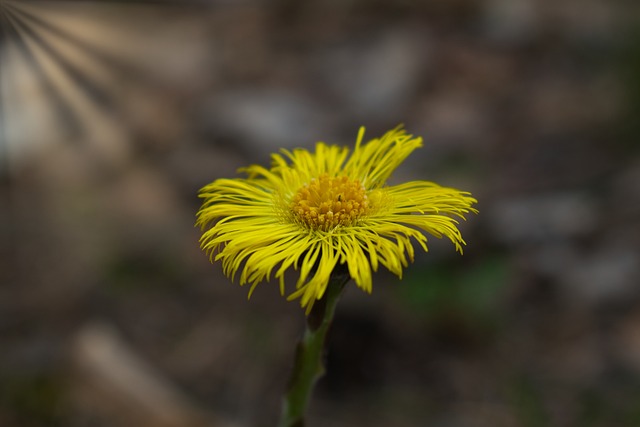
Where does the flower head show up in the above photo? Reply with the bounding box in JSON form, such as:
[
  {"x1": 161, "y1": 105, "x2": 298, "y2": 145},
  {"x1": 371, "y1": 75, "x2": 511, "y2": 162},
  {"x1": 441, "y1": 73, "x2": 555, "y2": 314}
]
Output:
[{"x1": 197, "y1": 126, "x2": 477, "y2": 311}]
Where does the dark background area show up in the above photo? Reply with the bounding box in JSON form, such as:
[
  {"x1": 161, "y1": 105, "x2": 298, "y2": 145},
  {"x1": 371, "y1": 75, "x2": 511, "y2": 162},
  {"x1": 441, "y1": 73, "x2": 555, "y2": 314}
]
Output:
[{"x1": 1, "y1": 1, "x2": 640, "y2": 426}]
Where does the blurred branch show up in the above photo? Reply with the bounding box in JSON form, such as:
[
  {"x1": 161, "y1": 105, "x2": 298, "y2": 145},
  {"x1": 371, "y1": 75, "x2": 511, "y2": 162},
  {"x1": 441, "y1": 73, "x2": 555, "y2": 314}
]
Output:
[{"x1": 73, "y1": 321, "x2": 241, "y2": 427}]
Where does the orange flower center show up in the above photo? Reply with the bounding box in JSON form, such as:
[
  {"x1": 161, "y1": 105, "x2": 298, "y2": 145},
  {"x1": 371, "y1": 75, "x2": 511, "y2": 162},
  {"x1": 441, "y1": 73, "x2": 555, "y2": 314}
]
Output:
[{"x1": 291, "y1": 174, "x2": 369, "y2": 231}]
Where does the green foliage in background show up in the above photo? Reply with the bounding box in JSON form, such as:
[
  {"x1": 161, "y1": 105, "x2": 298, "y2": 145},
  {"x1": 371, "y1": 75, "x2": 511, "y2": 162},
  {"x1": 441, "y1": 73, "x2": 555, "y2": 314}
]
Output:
[{"x1": 399, "y1": 253, "x2": 510, "y2": 327}]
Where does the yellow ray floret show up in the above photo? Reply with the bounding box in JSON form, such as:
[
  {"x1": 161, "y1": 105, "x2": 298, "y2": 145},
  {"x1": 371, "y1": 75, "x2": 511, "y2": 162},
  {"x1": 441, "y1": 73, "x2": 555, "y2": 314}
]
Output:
[{"x1": 196, "y1": 126, "x2": 478, "y2": 312}]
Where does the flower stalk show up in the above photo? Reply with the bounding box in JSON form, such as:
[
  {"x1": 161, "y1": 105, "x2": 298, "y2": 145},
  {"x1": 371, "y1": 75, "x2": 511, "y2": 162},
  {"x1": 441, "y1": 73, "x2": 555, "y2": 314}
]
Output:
[{"x1": 278, "y1": 269, "x2": 350, "y2": 427}]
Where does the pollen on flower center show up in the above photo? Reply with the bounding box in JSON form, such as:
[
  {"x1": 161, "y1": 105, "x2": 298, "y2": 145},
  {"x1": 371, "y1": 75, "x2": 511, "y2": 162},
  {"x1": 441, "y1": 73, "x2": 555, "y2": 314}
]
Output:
[{"x1": 291, "y1": 174, "x2": 369, "y2": 231}]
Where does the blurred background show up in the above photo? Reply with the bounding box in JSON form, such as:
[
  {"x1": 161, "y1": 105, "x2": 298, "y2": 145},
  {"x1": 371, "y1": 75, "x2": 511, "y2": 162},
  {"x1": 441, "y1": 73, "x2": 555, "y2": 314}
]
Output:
[{"x1": 1, "y1": 0, "x2": 640, "y2": 426}]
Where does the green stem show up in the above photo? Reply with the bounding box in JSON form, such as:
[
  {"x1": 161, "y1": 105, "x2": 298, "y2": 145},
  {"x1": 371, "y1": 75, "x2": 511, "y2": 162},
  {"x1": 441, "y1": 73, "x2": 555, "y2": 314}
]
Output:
[{"x1": 278, "y1": 270, "x2": 350, "y2": 427}]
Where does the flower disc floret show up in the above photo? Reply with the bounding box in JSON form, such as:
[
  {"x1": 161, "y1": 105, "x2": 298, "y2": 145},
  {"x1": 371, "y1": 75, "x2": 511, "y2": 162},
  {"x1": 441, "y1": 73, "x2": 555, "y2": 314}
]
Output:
[{"x1": 291, "y1": 174, "x2": 369, "y2": 231}]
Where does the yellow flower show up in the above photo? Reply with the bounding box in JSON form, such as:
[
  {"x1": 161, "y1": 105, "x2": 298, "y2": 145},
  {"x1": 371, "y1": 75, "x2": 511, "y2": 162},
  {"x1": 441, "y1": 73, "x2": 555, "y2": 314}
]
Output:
[{"x1": 197, "y1": 126, "x2": 477, "y2": 311}]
